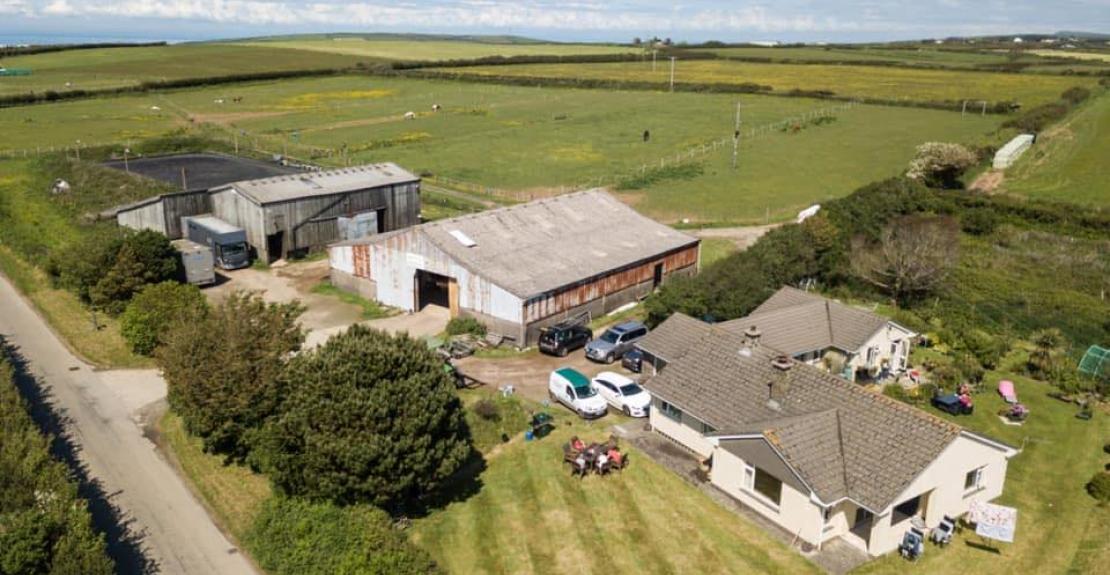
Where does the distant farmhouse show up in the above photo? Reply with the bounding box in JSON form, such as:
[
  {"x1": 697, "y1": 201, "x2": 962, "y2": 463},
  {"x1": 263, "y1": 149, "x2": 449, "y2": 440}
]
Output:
[
  {"x1": 329, "y1": 189, "x2": 700, "y2": 345},
  {"x1": 638, "y1": 287, "x2": 916, "y2": 382},
  {"x1": 639, "y1": 315, "x2": 1017, "y2": 557},
  {"x1": 104, "y1": 154, "x2": 420, "y2": 262}
]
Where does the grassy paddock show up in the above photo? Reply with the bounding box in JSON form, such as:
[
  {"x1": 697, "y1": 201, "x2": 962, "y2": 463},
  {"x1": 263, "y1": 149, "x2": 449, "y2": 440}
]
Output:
[
  {"x1": 1004, "y1": 92, "x2": 1110, "y2": 206},
  {"x1": 0, "y1": 44, "x2": 372, "y2": 97},
  {"x1": 433, "y1": 60, "x2": 1097, "y2": 108},
  {"x1": 241, "y1": 38, "x2": 633, "y2": 62}
]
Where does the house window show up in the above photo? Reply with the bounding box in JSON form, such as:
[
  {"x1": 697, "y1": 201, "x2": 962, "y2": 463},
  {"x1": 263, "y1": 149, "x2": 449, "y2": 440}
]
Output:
[
  {"x1": 743, "y1": 463, "x2": 782, "y2": 507},
  {"x1": 660, "y1": 401, "x2": 682, "y2": 422},
  {"x1": 965, "y1": 467, "x2": 984, "y2": 491},
  {"x1": 699, "y1": 421, "x2": 716, "y2": 434},
  {"x1": 891, "y1": 495, "x2": 922, "y2": 525}
]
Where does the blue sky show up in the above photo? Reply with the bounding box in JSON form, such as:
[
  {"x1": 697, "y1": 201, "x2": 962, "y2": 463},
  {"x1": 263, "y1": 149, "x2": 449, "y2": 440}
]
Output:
[{"x1": 1, "y1": 1, "x2": 1107, "y2": 43}]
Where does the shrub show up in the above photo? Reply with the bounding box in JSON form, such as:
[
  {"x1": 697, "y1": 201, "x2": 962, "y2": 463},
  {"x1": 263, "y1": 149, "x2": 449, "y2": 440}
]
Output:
[
  {"x1": 1103, "y1": 440, "x2": 1110, "y2": 455},
  {"x1": 882, "y1": 384, "x2": 911, "y2": 404},
  {"x1": 1002, "y1": 102, "x2": 1069, "y2": 133},
  {"x1": 258, "y1": 325, "x2": 472, "y2": 508},
  {"x1": 953, "y1": 352, "x2": 986, "y2": 384},
  {"x1": 472, "y1": 399, "x2": 500, "y2": 421},
  {"x1": 1061, "y1": 86, "x2": 1091, "y2": 105},
  {"x1": 0, "y1": 358, "x2": 113, "y2": 575},
  {"x1": 1027, "y1": 328, "x2": 1066, "y2": 380},
  {"x1": 160, "y1": 291, "x2": 304, "y2": 460},
  {"x1": 446, "y1": 317, "x2": 487, "y2": 337},
  {"x1": 120, "y1": 282, "x2": 207, "y2": 355},
  {"x1": 1087, "y1": 472, "x2": 1110, "y2": 503},
  {"x1": 49, "y1": 229, "x2": 180, "y2": 315},
  {"x1": 247, "y1": 497, "x2": 439, "y2": 575},
  {"x1": 961, "y1": 208, "x2": 1000, "y2": 236},
  {"x1": 905, "y1": 142, "x2": 978, "y2": 189}
]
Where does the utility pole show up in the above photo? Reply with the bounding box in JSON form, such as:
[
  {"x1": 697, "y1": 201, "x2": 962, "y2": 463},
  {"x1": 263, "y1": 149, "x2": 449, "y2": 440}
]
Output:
[
  {"x1": 652, "y1": 49, "x2": 657, "y2": 71},
  {"x1": 732, "y1": 102, "x2": 742, "y2": 170},
  {"x1": 74, "y1": 140, "x2": 81, "y2": 161},
  {"x1": 180, "y1": 167, "x2": 188, "y2": 191},
  {"x1": 669, "y1": 57, "x2": 676, "y2": 92},
  {"x1": 123, "y1": 147, "x2": 130, "y2": 172}
]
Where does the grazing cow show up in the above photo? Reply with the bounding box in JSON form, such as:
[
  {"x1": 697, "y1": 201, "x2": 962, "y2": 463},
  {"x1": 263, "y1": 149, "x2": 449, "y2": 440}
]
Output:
[
  {"x1": 233, "y1": 96, "x2": 243, "y2": 103},
  {"x1": 432, "y1": 104, "x2": 441, "y2": 112},
  {"x1": 643, "y1": 129, "x2": 651, "y2": 142},
  {"x1": 404, "y1": 111, "x2": 416, "y2": 120}
]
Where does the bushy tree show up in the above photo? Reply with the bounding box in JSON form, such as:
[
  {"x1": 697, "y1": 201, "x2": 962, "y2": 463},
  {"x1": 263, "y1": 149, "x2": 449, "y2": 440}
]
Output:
[
  {"x1": 120, "y1": 281, "x2": 207, "y2": 356},
  {"x1": 257, "y1": 325, "x2": 472, "y2": 508},
  {"x1": 1088, "y1": 472, "x2": 1110, "y2": 503},
  {"x1": 160, "y1": 291, "x2": 304, "y2": 459},
  {"x1": 89, "y1": 229, "x2": 180, "y2": 314},
  {"x1": 49, "y1": 228, "x2": 180, "y2": 314},
  {"x1": 1027, "y1": 328, "x2": 1066, "y2": 380},
  {"x1": 906, "y1": 142, "x2": 978, "y2": 189},
  {"x1": 246, "y1": 497, "x2": 439, "y2": 575}
]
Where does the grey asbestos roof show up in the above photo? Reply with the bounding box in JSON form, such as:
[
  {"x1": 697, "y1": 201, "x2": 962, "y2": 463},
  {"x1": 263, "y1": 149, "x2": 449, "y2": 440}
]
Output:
[
  {"x1": 643, "y1": 319, "x2": 961, "y2": 512},
  {"x1": 224, "y1": 162, "x2": 418, "y2": 205},
  {"x1": 342, "y1": 189, "x2": 699, "y2": 299},
  {"x1": 720, "y1": 287, "x2": 898, "y2": 356},
  {"x1": 636, "y1": 312, "x2": 713, "y2": 363}
]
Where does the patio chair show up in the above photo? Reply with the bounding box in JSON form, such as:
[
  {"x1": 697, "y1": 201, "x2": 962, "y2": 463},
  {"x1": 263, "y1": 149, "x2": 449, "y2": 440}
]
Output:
[
  {"x1": 931, "y1": 516, "x2": 956, "y2": 547},
  {"x1": 900, "y1": 527, "x2": 925, "y2": 561}
]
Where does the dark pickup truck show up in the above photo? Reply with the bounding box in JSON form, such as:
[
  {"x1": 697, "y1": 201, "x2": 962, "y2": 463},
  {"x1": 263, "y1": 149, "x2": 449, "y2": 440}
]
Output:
[{"x1": 538, "y1": 322, "x2": 593, "y2": 357}]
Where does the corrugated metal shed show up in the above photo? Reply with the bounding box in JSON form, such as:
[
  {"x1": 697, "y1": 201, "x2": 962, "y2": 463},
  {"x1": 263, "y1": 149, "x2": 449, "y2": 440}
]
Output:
[
  {"x1": 337, "y1": 189, "x2": 699, "y2": 299},
  {"x1": 227, "y1": 163, "x2": 418, "y2": 205}
]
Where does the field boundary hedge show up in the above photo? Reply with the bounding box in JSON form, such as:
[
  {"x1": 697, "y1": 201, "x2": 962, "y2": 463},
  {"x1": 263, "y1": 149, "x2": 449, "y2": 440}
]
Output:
[
  {"x1": 0, "y1": 41, "x2": 166, "y2": 57},
  {"x1": 387, "y1": 68, "x2": 1018, "y2": 114},
  {"x1": 0, "y1": 67, "x2": 352, "y2": 108}
]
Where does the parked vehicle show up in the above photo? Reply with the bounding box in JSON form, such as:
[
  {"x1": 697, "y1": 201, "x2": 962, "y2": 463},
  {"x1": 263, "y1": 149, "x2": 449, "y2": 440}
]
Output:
[
  {"x1": 181, "y1": 215, "x2": 250, "y2": 270},
  {"x1": 585, "y1": 321, "x2": 649, "y2": 364},
  {"x1": 932, "y1": 393, "x2": 973, "y2": 416},
  {"x1": 171, "y1": 239, "x2": 215, "y2": 286},
  {"x1": 621, "y1": 348, "x2": 644, "y2": 373},
  {"x1": 591, "y1": 371, "x2": 651, "y2": 417},
  {"x1": 538, "y1": 322, "x2": 593, "y2": 357},
  {"x1": 548, "y1": 368, "x2": 608, "y2": 419}
]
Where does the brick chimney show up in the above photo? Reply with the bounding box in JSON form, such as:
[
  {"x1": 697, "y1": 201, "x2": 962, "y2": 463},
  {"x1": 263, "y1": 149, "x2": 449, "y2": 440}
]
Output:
[{"x1": 768, "y1": 354, "x2": 794, "y2": 405}]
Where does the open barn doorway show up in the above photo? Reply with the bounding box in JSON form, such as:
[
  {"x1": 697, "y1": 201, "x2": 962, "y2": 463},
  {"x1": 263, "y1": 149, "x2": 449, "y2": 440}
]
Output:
[{"x1": 415, "y1": 270, "x2": 452, "y2": 311}]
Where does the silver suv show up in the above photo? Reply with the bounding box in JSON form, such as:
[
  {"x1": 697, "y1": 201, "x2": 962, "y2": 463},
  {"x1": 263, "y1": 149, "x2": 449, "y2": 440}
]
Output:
[{"x1": 585, "y1": 321, "x2": 649, "y2": 364}]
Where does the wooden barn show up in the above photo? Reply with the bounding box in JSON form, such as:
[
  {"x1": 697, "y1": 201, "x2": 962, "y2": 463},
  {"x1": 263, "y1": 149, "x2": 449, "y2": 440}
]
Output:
[
  {"x1": 209, "y1": 163, "x2": 420, "y2": 262},
  {"x1": 328, "y1": 189, "x2": 700, "y2": 346}
]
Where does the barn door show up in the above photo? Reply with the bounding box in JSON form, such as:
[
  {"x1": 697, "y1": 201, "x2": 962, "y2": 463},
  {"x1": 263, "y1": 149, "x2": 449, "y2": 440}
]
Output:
[{"x1": 448, "y1": 278, "x2": 459, "y2": 318}]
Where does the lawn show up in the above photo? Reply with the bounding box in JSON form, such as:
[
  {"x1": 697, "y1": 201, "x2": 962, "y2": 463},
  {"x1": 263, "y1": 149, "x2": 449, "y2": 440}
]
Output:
[
  {"x1": 0, "y1": 43, "x2": 372, "y2": 97},
  {"x1": 154, "y1": 75, "x2": 999, "y2": 223},
  {"x1": 856, "y1": 368, "x2": 1110, "y2": 574},
  {"x1": 433, "y1": 60, "x2": 1096, "y2": 108},
  {"x1": 240, "y1": 38, "x2": 633, "y2": 61},
  {"x1": 1003, "y1": 92, "x2": 1110, "y2": 207},
  {"x1": 408, "y1": 408, "x2": 820, "y2": 575}
]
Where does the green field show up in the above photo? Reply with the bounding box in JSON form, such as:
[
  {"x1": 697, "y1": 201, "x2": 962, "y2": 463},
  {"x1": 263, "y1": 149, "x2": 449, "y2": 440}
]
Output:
[
  {"x1": 240, "y1": 38, "x2": 633, "y2": 61},
  {"x1": 151, "y1": 75, "x2": 999, "y2": 222},
  {"x1": 433, "y1": 60, "x2": 1097, "y2": 107},
  {"x1": 705, "y1": 45, "x2": 1110, "y2": 72},
  {"x1": 0, "y1": 43, "x2": 371, "y2": 96},
  {"x1": 1004, "y1": 92, "x2": 1110, "y2": 206},
  {"x1": 0, "y1": 75, "x2": 1002, "y2": 223}
]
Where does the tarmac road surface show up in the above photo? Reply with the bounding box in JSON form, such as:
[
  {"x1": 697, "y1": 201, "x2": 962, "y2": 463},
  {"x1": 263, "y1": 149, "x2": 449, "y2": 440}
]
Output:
[{"x1": 0, "y1": 273, "x2": 257, "y2": 575}]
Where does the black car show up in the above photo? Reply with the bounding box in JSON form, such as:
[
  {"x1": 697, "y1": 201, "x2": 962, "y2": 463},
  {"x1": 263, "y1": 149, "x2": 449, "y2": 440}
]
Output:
[
  {"x1": 538, "y1": 322, "x2": 593, "y2": 357},
  {"x1": 622, "y1": 348, "x2": 644, "y2": 373}
]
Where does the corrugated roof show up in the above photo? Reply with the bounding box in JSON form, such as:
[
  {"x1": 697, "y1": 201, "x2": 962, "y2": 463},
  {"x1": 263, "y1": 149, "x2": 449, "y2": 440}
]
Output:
[
  {"x1": 224, "y1": 162, "x2": 418, "y2": 205},
  {"x1": 341, "y1": 189, "x2": 699, "y2": 298},
  {"x1": 720, "y1": 287, "x2": 896, "y2": 355},
  {"x1": 643, "y1": 320, "x2": 961, "y2": 512}
]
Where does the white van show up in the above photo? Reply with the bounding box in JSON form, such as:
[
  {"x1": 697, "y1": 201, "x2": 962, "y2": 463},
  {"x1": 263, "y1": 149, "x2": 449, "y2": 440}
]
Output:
[{"x1": 548, "y1": 367, "x2": 608, "y2": 419}]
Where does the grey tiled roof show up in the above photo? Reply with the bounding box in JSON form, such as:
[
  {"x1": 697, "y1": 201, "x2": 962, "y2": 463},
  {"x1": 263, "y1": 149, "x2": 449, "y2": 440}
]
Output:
[
  {"x1": 340, "y1": 189, "x2": 699, "y2": 299},
  {"x1": 720, "y1": 286, "x2": 896, "y2": 355},
  {"x1": 643, "y1": 319, "x2": 960, "y2": 512},
  {"x1": 636, "y1": 312, "x2": 713, "y2": 362}
]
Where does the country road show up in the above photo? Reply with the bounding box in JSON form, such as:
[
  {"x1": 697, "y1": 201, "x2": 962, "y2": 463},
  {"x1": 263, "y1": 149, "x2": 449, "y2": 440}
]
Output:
[{"x1": 0, "y1": 273, "x2": 257, "y2": 575}]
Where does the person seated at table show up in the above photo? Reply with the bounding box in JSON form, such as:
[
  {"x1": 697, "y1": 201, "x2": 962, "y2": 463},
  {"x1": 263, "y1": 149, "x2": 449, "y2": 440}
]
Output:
[
  {"x1": 596, "y1": 451, "x2": 609, "y2": 473},
  {"x1": 959, "y1": 393, "x2": 972, "y2": 408},
  {"x1": 571, "y1": 436, "x2": 585, "y2": 452},
  {"x1": 574, "y1": 454, "x2": 587, "y2": 474},
  {"x1": 607, "y1": 447, "x2": 622, "y2": 468}
]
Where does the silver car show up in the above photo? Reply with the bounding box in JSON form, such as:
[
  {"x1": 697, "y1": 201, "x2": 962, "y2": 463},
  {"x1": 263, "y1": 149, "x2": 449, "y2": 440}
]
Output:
[{"x1": 585, "y1": 321, "x2": 649, "y2": 364}]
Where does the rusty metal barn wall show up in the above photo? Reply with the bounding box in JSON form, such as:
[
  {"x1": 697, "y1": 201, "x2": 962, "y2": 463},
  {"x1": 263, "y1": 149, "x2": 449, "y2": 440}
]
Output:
[{"x1": 522, "y1": 245, "x2": 699, "y2": 323}]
